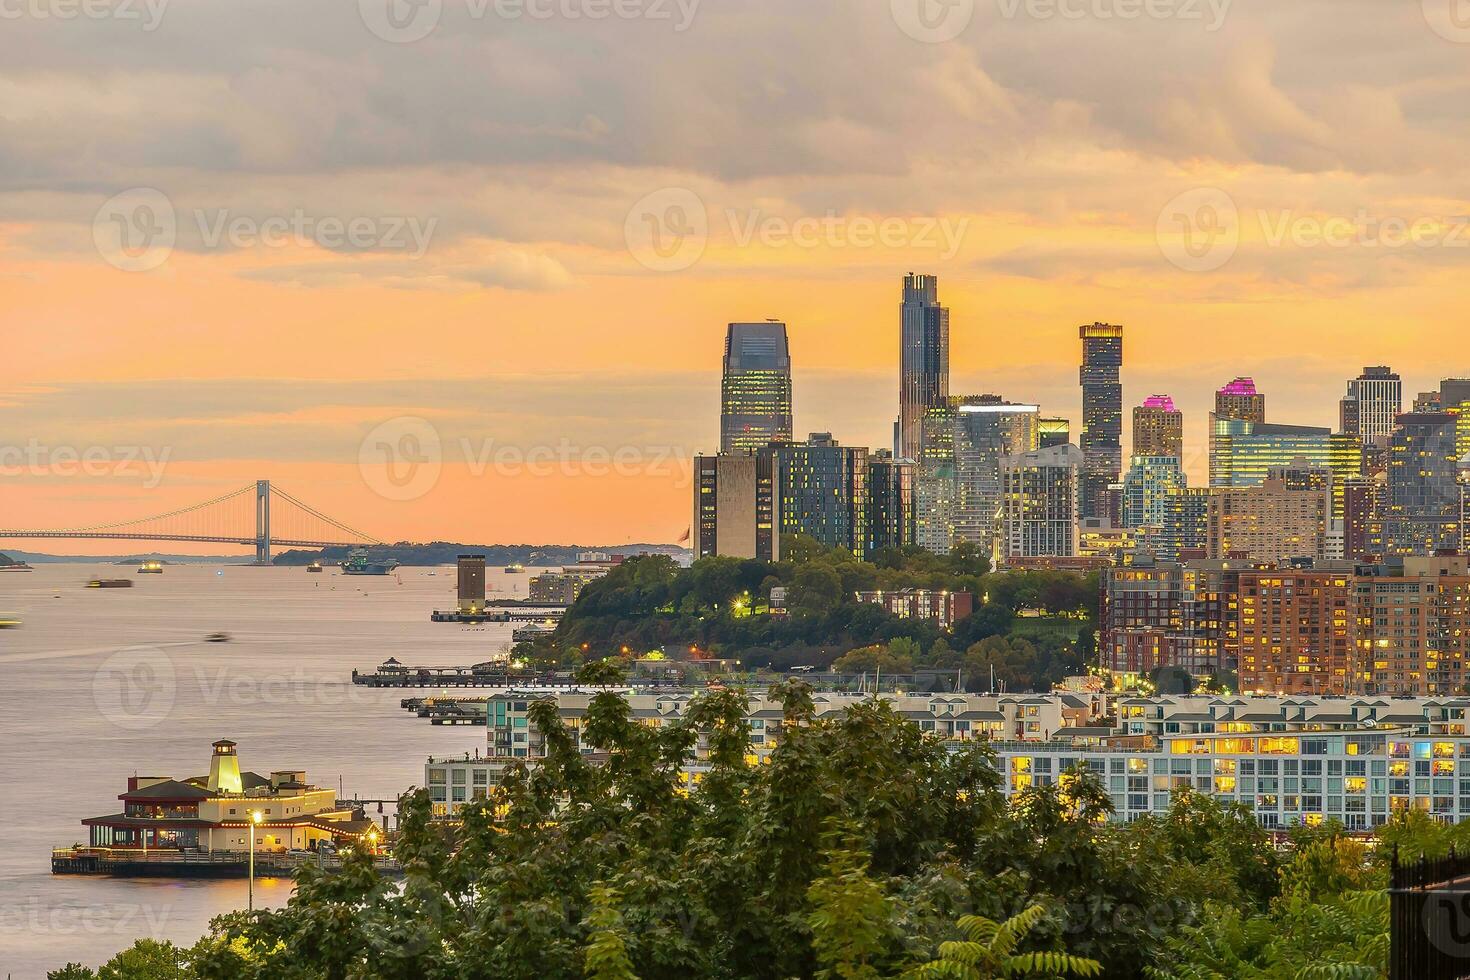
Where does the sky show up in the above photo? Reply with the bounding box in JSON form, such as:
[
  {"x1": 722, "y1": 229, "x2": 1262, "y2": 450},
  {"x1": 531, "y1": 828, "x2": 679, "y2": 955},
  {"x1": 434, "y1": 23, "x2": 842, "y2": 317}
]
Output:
[{"x1": 2, "y1": 0, "x2": 1470, "y2": 551}]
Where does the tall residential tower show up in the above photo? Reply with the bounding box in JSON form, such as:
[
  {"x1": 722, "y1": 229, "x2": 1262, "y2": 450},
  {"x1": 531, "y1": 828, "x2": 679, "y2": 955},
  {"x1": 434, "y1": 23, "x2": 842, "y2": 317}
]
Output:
[
  {"x1": 897, "y1": 273, "x2": 950, "y2": 462},
  {"x1": 1078, "y1": 323, "x2": 1123, "y2": 519}
]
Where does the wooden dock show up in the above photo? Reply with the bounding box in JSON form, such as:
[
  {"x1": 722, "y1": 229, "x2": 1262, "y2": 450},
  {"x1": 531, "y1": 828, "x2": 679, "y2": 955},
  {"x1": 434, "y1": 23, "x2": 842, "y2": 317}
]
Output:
[{"x1": 51, "y1": 846, "x2": 402, "y2": 879}]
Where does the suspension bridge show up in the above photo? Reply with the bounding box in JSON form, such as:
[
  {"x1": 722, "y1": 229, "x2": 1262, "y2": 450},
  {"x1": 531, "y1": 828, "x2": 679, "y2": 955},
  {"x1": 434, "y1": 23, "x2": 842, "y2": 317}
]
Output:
[{"x1": 0, "y1": 481, "x2": 380, "y2": 563}]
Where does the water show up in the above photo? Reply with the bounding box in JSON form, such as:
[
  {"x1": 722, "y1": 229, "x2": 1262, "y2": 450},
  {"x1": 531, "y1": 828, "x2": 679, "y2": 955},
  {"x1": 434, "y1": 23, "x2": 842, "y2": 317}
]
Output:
[{"x1": 0, "y1": 563, "x2": 523, "y2": 978}]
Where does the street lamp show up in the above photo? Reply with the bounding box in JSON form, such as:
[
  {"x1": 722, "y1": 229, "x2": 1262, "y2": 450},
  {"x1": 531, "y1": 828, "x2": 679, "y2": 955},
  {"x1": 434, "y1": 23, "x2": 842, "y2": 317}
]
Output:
[
  {"x1": 247, "y1": 810, "x2": 263, "y2": 911},
  {"x1": 366, "y1": 827, "x2": 379, "y2": 856}
]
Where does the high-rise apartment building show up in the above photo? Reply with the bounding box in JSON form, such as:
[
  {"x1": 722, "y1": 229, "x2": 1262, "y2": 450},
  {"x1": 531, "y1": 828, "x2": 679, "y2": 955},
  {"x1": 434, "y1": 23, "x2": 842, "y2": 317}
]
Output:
[
  {"x1": 865, "y1": 451, "x2": 916, "y2": 558},
  {"x1": 768, "y1": 433, "x2": 869, "y2": 557},
  {"x1": 1339, "y1": 366, "x2": 1402, "y2": 446},
  {"x1": 1237, "y1": 568, "x2": 1357, "y2": 695},
  {"x1": 1383, "y1": 412, "x2": 1463, "y2": 556},
  {"x1": 1000, "y1": 444, "x2": 1082, "y2": 559},
  {"x1": 1207, "y1": 477, "x2": 1330, "y2": 563},
  {"x1": 1214, "y1": 377, "x2": 1266, "y2": 425},
  {"x1": 1122, "y1": 456, "x2": 1187, "y2": 530},
  {"x1": 1079, "y1": 323, "x2": 1124, "y2": 520},
  {"x1": 720, "y1": 322, "x2": 793, "y2": 455},
  {"x1": 1132, "y1": 394, "x2": 1183, "y2": 459},
  {"x1": 897, "y1": 274, "x2": 949, "y2": 462},
  {"x1": 952, "y1": 402, "x2": 1040, "y2": 553},
  {"x1": 1356, "y1": 557, "x2": 1470, "y2": 696}
]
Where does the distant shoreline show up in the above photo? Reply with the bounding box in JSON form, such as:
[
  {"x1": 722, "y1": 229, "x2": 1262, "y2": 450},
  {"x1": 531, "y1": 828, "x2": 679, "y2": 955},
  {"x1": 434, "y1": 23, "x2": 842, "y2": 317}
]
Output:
[{"x1": 2, "y1": 543, "x2": 691, "y2": 566}]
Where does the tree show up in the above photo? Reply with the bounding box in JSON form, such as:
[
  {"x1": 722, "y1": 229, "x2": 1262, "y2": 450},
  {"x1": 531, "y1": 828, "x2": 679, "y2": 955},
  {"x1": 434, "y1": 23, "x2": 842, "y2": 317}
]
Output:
[
  {"x1": 906, "y1": 904, "x2": 1101, "y2": 979},
  {"x1": 806, "y1": 831, "x2": 895, "y2": 980}
]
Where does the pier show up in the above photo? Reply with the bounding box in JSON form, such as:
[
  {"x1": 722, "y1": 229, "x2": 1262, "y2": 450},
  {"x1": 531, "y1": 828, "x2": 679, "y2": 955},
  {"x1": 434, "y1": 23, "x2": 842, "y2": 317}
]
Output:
[
  {"x1": 51, "y1": 846, "x2": 401, "y2": 879},
  {"x1": 430, "y1": 603, "x2": 567, "y2": 624}
]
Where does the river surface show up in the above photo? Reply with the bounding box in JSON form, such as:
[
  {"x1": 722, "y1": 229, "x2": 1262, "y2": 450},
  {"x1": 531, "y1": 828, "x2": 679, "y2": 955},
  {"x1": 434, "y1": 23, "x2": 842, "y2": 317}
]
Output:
[{"x1": 0, "y1": 562, "x2": 527, "y2": 978}]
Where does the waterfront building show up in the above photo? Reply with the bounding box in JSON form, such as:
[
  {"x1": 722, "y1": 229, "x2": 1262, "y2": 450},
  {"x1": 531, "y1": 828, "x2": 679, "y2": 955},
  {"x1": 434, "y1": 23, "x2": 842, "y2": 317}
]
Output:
[
  {"x1": 952, "y1": 402, "x2": 1040, "y2": 554},
  {"x1": 527, "y1": 565, "x2": 609, "y2": 604},
  {"x1": 1207, "y1": 476, "x2": 1330, "y2": 564},
  {"x1": 425, "y1": 690, "x2": 1470, "y2": 831},
  {"x1": 457, "y1": 555, "x2": 486, "y2": 616},
  {"x1": 76, "y1": 740, "x2": 375, "y2": 854},
  {"x1": 1340, "y1": 366, "x2": 1402, "y2": 446},
  {"x1": 1079, "y1": 323, "x2": 1124, "y2": 520},
  {"x1": 1038, "y1": 417, "x2": 1071, "y2": 449},
  {"x1": 854, "y1": 588, "x2": 974, "y2": 626},
  {"x1": 720, "y1": 322, "x2": 793, "y2": 455},
  {"x1": 1383, "y1": 412, "x2": 1463, "y2": 556},
  {"x1": 897, "y1": 273, "x2": 949, "y2": 462},
  {"x1": 1000, "y1": 444, "x2": 1082, "y2": 559},
  {"x1": 1132, "y1": 395, "x2": 1183, "y2": 459}
]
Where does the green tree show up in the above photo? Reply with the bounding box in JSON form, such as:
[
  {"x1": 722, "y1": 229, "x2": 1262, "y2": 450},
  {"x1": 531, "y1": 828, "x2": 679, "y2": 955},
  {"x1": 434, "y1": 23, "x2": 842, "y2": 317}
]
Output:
[{"x1": 906, "y1": 904, "x2": 1101, "y2": 979}]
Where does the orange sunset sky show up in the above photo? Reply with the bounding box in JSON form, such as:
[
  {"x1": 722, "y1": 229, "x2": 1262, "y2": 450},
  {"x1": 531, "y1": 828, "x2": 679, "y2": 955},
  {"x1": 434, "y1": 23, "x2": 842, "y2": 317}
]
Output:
[{"x1": 2, "y1": 0, "x2": 1469, "y2": 553}]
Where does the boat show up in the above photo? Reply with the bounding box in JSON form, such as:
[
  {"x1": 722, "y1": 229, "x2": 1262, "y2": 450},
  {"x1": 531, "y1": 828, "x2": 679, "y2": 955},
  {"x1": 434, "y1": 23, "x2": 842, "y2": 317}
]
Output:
[
  {"x1": 307, "y1": 562, "x2": 324, "y2": 573},
  {"x1": 87, "y1": 579, "x2": 133, "y2": 589},
  {"x1": 505, "y1": 564, "x2": 526, "y2": 574},
  {"x1": 0, "y1": 613, "x2": 20, "y2": 628},
  {"x1": 137, "y1": 560, "x2": 164, "y2": 574},
  {"x1": 340, "y1": 549, "x2": 400, "y2": 576},
  {"x1": 205, "y1": 632, "x2": 232, "y2": 643},
  {"x1": 0, "y1": 563, "x2": 33, "y2": 572}
]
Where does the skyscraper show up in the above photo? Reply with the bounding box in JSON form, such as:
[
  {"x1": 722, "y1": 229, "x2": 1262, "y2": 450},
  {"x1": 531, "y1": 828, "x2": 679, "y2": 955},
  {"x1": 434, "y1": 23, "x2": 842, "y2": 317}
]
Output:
[
  {"x1": 1132, "y1": 394, "x2": 1183, "y2": 459},
  {"x1": 1001, "y1": 444, "x2": 1082, "y2": 559},
  {"x1": 1078, "y1": 323, "x2": 1123, "y2": 520},
  {"x1": 1339, "y1": 366, "x2": 1402, "y2": 445},
  {"x1": 1383, "y1": 412, "x2": 1462, "y2": 556},
  {"x1": 897, "y1": 273, "x2": 949, "y2": 462},
  {"x1": 1214, "y1": 377, "x2": 1266, "y2": 425},
  {"x1": 1209, "y1": 419, "x2": 1362, "y2": 521},
  {"x1": 720, "y1": 321, "x2": 793, "y2": 455},
  {"x1": 768, "y1": 433, "x2": 870, "y2": 557},
  {"x1": 952, "y1": 402, "x2": 1040, "y2": 555}
]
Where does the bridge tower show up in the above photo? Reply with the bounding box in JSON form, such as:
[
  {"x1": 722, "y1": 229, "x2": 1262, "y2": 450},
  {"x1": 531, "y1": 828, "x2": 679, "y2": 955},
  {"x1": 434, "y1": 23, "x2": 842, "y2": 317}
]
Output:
[{"x1": 255, "y1": 480, "x2": 271, "y2": 565}]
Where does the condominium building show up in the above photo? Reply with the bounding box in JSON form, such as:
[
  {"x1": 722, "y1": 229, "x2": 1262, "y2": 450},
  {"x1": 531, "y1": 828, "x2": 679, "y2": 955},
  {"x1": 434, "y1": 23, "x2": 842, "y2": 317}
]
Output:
[
  {"x1": 1000, "y1": 444, "x2": 1082, "y2": 559},
  {"x1": 952, "y1": 401, "x2": 1040, "y2": 553},
  {"x1": 1132, "y1": 394, "x2": 1183, "y2": 459},
  {"x1": 425, "y1": 690, "x2": 1470, "y2": 831},
  {"x1": 1357, "y1": 556, "x2": 1470, "y2": 696},
  {"x1": 1207, "y1": 477, "x2": 1330, "y2": 563},
  {"x1": 1237, "y1": 568, "x2": 1359, "y2": 695},
  {"x1": 1079, "y1": 323, "x2": 1124, "y2": 520},
  {"x1": 1340, "y1": 366, "x2": 1402, "y2": 446},
  {"x1": 854, "y1": 588, "x2": 975, "y2": 627}
]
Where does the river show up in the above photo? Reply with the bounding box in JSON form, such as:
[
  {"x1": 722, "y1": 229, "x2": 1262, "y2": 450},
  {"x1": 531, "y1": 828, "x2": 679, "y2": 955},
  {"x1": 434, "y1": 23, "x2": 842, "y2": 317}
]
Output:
[{"x1": 0, "y1": 562, "x2": 524, "y2": 978}]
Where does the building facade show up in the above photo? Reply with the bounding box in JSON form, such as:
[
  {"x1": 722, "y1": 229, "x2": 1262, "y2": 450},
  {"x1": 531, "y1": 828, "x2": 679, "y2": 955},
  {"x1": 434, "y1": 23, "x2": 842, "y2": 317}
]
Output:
[
  {"x1": 952, "y1": 402, "x2": 1040, "y2": 553},
  {"x1": 1079, "y1": 323, "x2": 1124, "y2": 520},
  {"x1": 1340, "y1": 366, "x2": 1402, "y2": 446},
  {"x1": 1000, "y1": 444, "x2": 1082, "y2": 559},
  {"x1": 897, "y1": 274, "x2": 949, "y2": 462},
  {"x1": 1132, "y1": 394, "x2": 1183, "y2": 459},
  {"x1": 1383, "y1": 412, "x2": 1463, "y2": 556},
  {"x1": 1207, "y1": 477, "x2": 1330, "y2": 563},
  {"x1": 720, "y1": 321, "x2": 793, "y2": 455}
]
